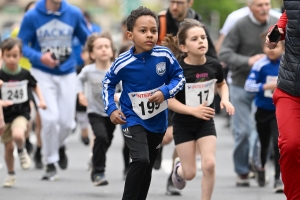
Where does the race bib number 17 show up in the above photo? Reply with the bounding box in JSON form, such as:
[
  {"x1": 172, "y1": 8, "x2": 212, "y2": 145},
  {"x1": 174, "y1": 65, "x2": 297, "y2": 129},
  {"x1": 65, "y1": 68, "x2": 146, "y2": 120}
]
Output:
[
  {"x1": 1, "y1": 80, "x2": 28, "y2": 104},
  {"x1": 129, "y1": 86, "x2": 168, "y2": 120},
  {"x1": 185, "y1": 79, "x2": 217, "y2": 107}
]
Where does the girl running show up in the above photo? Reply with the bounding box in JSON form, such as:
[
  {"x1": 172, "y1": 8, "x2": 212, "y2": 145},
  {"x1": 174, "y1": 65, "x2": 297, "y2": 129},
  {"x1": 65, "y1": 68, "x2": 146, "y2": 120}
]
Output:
[
  {"x1": 163, "y1": 19, "x2": 235, "y2": 200},
  {"x1": 77, "y1": 32, "x2": 118, "y2": 186}
]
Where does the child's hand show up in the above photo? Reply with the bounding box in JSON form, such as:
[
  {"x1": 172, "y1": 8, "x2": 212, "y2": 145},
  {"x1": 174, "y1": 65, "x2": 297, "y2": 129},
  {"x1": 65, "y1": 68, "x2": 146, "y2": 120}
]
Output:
[
  {"x1": 0, "y1": 80, "x2": 3, "y2": 88},
  {"x1": 0, "y1": 100, "x2": 13, "y2": 107},
  {"x1": 220, "y1": 100, "x2": 235, "y2": 115},
  {"x1": 148, "y1": 90, "x2": 164, "y2": 104},
  {"x1": 191, "y1": 101, "x2": 215, "y2": 120},
  {"x1": 79, "y1": 94, "x2": 88, "y2": 107},
  {"x1": 263, "y1": 82, "x2": 277, "y2": 91},
  {"x1": 38, "y1": 101, "x2": 47, "y2": 110},
  {"x1": 110, "y1": 110, "x2": 126, "y2": 125}
]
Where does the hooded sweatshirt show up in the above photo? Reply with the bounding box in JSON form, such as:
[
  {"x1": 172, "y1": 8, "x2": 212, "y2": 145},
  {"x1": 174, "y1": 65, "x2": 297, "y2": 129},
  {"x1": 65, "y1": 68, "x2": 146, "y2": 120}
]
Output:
[{"x1": 18, "y1": 0, "x2": 90, "y2": 75}]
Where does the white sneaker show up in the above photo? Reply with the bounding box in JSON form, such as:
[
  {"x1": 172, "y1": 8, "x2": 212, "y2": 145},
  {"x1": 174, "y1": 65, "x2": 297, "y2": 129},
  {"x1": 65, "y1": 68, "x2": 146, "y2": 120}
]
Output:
[
  {"x1": 3, "y1": 175, "x2": 15, "y2": 187},
  {"x1": 19, "y1": 149, "x2": 31, "y2": 170}
]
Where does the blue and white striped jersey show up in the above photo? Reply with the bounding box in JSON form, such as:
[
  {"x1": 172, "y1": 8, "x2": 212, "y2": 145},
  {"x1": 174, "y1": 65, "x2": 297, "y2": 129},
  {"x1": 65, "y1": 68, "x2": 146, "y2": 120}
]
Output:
[
  {"x1": 102, "y1": 46, "x2": 185, "y2": 133},
  {"x1": 244, "y1": 56, "x2": 280, "y2": 111}
]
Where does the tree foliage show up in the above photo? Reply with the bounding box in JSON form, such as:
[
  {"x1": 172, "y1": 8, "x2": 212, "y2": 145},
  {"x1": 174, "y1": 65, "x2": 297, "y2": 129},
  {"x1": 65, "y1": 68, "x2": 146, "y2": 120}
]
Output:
[{"x1": 192, "y1": 0, "x2": 243, "y2": 27}]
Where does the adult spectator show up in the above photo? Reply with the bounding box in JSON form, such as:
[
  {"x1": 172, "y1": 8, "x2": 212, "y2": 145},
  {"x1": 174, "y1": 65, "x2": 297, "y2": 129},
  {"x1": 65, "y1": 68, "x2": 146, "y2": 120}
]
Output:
[
  {"x1": 219, "y1": 0, "x2": 278, "y2": 186},
  {"x1": 266, "y1": 2, "x2": 300, "y2": 198}
]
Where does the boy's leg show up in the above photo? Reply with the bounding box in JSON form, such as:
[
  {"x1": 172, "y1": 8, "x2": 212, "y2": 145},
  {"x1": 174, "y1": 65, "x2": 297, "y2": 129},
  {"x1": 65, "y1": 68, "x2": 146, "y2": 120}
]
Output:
[
  {"x1": 122, "y1": 125, "x2": 163, "y2": 200},
  {"x1": 137, "y1": 130, "x2": 164, "y2": 200},
  {"x1": 11, "y1": 116, "x2": 31, "y2": 170},
  {"x1": 4, "y1": 141, "x2": 15, "y2": 174},
  {"x1": 197, "y1": 136, "x2": 216, "y2": 200},
  {"x1": 88, "y1": 114, "x2": 115, "y2": 182}
]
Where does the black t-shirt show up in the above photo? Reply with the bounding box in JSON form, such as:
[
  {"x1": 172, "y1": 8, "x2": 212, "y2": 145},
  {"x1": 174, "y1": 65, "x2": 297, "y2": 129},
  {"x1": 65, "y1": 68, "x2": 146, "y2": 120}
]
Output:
[
  {"x1": 0, "y1": 68, "x2": 37, "y2": 123},
  {"x1": 172, "y1": 56, "x2": 224, "y2": 125}
]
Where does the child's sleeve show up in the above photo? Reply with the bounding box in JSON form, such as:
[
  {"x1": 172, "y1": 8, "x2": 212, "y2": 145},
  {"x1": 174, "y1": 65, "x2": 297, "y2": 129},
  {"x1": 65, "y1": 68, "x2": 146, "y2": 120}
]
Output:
[
  {"x1": 76, "y1": 66, "x2": 88, "y2": 94},
  {"x1": 102, "y1": 64, "x2": 122, "y2": 116},
  {"x1": 244, "y1": 62, "x2": 263, "y2": 93},
  {"x1": 159, "y1": 52, "x2": 186, "y2": 99}
]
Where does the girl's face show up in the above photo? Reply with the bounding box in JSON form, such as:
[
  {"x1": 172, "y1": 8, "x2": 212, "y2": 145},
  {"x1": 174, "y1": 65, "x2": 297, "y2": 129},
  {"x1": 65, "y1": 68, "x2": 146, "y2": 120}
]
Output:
[
  {"x1": 90, "y1": 38, "x2": 114, "y2": 62},
  {"x1": 180, "y1": 26, "x2": 208, "y2": 57}
]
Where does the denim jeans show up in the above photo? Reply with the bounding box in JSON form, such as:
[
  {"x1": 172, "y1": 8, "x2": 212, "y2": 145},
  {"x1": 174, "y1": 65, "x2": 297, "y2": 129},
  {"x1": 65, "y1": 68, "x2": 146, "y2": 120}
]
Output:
[{"x1": 230, "y1": 85, "x2": 255, "y2": 175}]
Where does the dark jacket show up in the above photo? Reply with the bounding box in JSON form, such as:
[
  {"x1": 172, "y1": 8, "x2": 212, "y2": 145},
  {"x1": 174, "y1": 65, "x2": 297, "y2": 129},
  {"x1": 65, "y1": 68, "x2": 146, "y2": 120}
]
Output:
[
  {"x1": 158, "y1": 8, "x2": 217, "y2": 59},
  {"x1": 277, "y1": 0, "x2": 300, "y2": 96}
]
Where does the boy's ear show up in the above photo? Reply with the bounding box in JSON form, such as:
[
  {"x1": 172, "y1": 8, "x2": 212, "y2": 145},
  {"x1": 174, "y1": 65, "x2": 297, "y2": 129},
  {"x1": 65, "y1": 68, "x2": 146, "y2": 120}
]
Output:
[{"x1": 126, "y1": 31, "x2": 133, "y2": 41}]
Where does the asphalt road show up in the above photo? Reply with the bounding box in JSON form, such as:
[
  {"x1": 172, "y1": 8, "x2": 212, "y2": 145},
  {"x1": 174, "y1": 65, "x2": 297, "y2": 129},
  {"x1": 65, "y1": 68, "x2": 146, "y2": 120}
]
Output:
[{"x1": 0, "y1": 114, "x2": 285, "y2": 200}]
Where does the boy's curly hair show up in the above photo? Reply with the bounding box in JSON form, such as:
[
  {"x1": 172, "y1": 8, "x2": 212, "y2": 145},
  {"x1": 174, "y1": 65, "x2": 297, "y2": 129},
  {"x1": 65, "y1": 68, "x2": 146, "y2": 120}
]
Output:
[{"x1": 126, "y1": 6, "x2": 158, "y2": 32}]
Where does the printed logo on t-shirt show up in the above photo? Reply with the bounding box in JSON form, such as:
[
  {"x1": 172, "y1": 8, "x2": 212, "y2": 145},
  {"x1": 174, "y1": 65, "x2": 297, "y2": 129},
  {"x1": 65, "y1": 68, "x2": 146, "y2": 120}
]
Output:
[
  {"x1": 156, "y1": 62, "x2": 166, "y2": 76},
  {"x1": 36, "y1": 19, "x2": 74, "y2": 64}
]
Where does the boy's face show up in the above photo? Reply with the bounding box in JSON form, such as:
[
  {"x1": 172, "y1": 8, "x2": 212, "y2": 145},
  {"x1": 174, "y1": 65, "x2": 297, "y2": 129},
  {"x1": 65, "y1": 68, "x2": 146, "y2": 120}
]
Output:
[
  {"x1": 2, "y1": 45, "x2": 21, "y2": 70},
  {"x1": 263, "y1": 42, "x2": 284, "y2": 61},
  {"x1": 127, "y1": 15, "x2": 158, "y2": 54},
  {"x1": 90, "y1": 38, "x2": 114, "y2": 62}
]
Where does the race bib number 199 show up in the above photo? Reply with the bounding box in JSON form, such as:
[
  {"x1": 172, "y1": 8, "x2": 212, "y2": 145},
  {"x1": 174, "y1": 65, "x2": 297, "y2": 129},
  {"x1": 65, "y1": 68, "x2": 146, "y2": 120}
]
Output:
[
  {"x1": 185, "y1": 79, "x2": 217, "y2": 107},
  {"x1": 1, "y1": 80, "x2": 28, "y2": 104},
  {"x1": 129, "y1": 86, "x2": 168, "y2": 120}
]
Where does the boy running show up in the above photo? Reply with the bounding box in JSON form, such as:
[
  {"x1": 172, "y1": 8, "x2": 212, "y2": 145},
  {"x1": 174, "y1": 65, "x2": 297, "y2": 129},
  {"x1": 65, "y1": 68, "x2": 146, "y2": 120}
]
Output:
[{"x1": 102, "y1": 6, "x2": 185, "y2": 200}]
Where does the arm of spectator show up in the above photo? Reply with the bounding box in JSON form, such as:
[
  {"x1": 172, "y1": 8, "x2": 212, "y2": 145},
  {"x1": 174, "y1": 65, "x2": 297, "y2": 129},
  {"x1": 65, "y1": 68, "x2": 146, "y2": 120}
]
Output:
[{"x1": 219, "y1": 26, "x2": 249, "y2": 67}]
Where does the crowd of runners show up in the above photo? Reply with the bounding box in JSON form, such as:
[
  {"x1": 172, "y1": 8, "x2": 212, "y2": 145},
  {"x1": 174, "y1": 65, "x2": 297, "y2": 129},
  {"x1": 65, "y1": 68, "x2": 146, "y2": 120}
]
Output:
[{"x1": 0, "y1": 0, "x2": 299, "y2": 199}]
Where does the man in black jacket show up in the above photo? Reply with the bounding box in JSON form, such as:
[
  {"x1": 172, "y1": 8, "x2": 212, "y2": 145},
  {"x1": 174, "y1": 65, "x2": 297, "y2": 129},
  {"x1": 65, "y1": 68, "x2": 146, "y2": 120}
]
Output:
[
  {"x1": 156, "y1": 0, "x2": 217, "y2": 196},
  {"x1": 158, "y1": 0, "x2": 217, "y2": 58}
]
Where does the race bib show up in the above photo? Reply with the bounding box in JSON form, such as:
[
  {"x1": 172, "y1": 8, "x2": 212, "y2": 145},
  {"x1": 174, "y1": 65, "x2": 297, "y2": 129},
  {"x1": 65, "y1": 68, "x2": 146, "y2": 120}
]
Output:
[
  {"x1": 264, "y1": 76, "x2": 277, "y2": 98},
  {"x1": 185, "y1": 79, "x2": 217, "y2": 107},
  {"x1": 1, "y1": 80, "x2": 28, "y2": 104},
  {"x1": 129, "y1": 86, "x2": 168, "y2": 120}
]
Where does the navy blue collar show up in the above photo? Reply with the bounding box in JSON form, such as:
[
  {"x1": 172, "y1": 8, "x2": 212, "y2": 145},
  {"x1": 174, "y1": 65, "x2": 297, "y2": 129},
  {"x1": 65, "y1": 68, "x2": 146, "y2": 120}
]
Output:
[{"x1": 130, "y1": 46, "x2": 154, "y2": 60}]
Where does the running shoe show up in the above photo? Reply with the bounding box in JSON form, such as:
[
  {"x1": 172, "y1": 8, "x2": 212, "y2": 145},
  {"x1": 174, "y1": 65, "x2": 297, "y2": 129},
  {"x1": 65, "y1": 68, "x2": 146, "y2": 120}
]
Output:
[
  {"x1": 236, "y1": 174, "x2": 250, "y2": 187},
  {"x1": 171, "y1": 157, "x2": 186, "y2": 190},
  {"x1": 41, "y1": 164, "x2": 57, "y2": 181},
  {"x1": 3, "y1": 175, "x2": 15, "y2": 187},
  {"x1": 58, "y1": 146, "x2": 68, "y2": 170},
  {"x1": 19, "y1": 149, "x2": 31, "y2": 170},
  {"x1": 93, "y1": 173, "x2": 108, "y2": 186},
  {"x1": 166, "y1": 172, "x2": 181, "y2": 195},
  {"x1": 33, "y1": 149, "x2": 43, "y2": 169},
  {"x1": 256, "y1": 170, "x2": 266, "y2": 187},
  {"x1": 273, "y1": 179, "x2": 284, "y2": 193}
]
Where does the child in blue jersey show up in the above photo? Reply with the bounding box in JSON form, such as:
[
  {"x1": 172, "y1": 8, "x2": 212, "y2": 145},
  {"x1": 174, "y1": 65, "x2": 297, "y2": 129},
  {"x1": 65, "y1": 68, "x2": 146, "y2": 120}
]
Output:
[
  {"x1": 102, "y1": 6, "x2": 185, "y2": 200},
  {"x1": 162, "y1": 19, "x2": 234, "y2": 200},
  {"x1": 244, "y1": 33, "x2": 284, "y2": 193}
]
